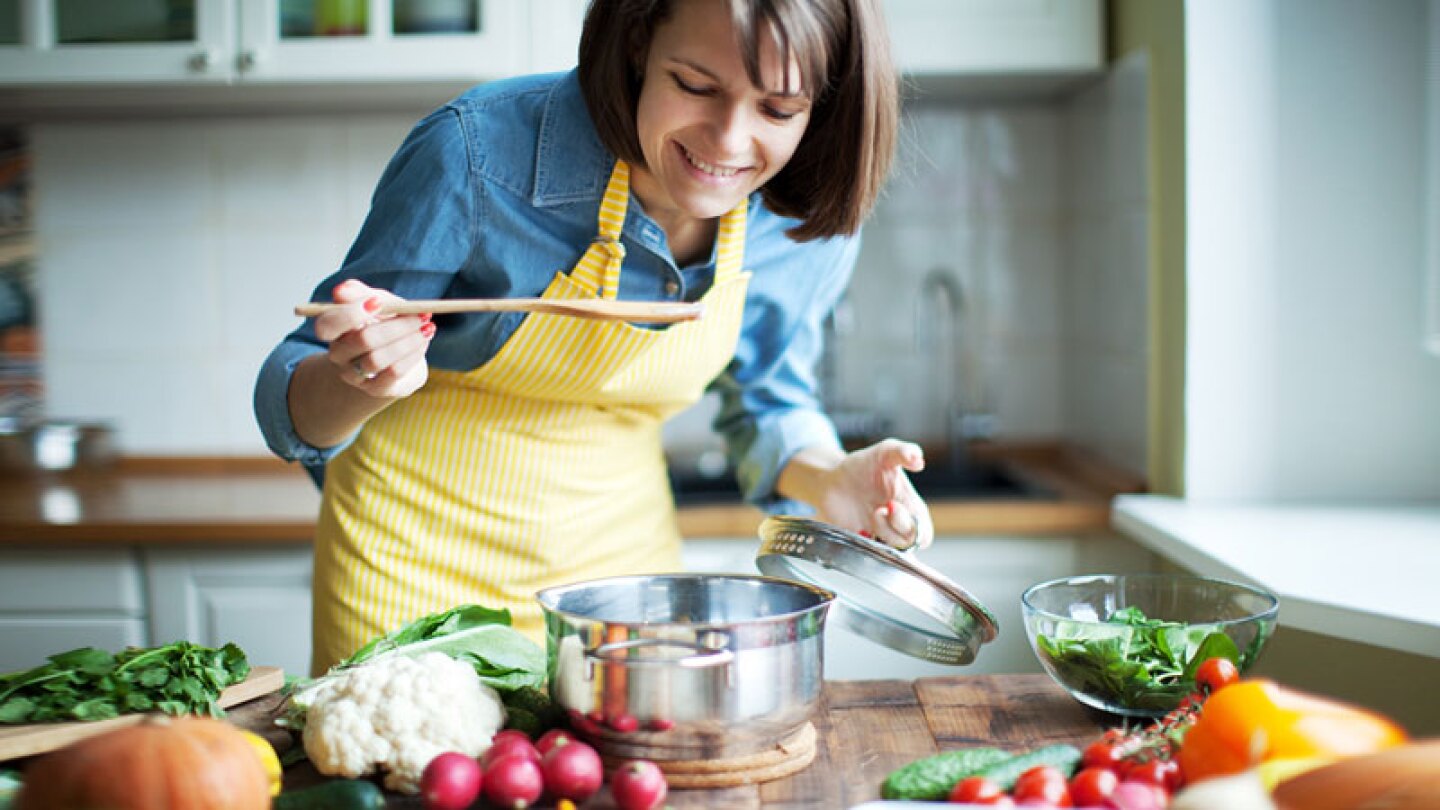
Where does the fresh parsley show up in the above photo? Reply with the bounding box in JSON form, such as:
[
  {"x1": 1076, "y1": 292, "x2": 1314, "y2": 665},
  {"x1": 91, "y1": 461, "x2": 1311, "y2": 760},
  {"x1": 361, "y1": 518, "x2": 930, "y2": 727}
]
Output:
[{"x1": 0, "y1": 641, "x2": 250, "y2": 724}]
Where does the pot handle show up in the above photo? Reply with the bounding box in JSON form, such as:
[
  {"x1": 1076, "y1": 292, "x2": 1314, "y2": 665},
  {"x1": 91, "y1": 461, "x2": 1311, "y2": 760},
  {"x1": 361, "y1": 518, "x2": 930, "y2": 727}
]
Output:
[{"x1": 588, "y1": 637, "x2": 735, "y2": 669}]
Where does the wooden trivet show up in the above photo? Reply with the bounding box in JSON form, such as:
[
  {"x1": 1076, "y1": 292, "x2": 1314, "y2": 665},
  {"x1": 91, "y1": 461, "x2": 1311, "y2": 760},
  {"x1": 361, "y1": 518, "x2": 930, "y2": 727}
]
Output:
[{"x1": 602, "y1": 722, "x2": 817, "y2": 789}]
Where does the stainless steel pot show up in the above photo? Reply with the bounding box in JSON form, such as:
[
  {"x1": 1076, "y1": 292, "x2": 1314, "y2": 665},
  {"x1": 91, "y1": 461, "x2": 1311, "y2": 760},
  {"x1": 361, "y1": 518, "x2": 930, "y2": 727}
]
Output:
[
  {"x1": 0, "y1": 418, "x2": 116, "y2": 474},
  {"x1": 535, "y1": 573, "x2": 833, "y2": 761}
]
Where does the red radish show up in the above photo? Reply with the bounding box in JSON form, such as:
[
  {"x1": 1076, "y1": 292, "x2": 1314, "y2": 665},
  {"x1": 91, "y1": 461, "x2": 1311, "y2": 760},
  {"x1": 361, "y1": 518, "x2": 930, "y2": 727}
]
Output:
[
  {"x1": 646, "y1": 717, "x2": 675, "y2": 731},
  {"x1": 535, "y1": 728, "x2": 576, "y2": 757},
  {"x1": 1105, "y1": 780, "x2": 1169, "y2": 810},
  {"x1": 483, "y1": 752, "x2": 545, "y2": 809},
  {"x1": 419, "y1": 752, "x2": 482, "y2": 810},
  {"x1": 610, "y1": 759, "x2": 668, "y2": 810},
  {"x1": 482, "y1": 734, "x2": 541, "y2": 768},
  {"x1": 541, "y1": 738, "x2": 603, "y2": 801},
  {"x1": 492, "y1": 729, "x2": 532, "y2": 746},
  {"x1": 608, "y1": 713, "x2": 640, "y2": 733}
]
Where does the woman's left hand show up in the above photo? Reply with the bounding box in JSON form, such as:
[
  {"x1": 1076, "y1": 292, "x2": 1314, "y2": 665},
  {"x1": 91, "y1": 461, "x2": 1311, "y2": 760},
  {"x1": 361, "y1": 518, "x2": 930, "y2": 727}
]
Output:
[{"x1": 811, "y1": 439, "x2": 934, "y2": 551}]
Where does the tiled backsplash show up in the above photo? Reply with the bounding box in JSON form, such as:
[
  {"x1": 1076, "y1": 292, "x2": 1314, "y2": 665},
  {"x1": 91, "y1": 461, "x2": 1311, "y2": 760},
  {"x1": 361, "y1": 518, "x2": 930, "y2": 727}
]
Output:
[{"x1": 33, "y1": 56, "x2": 1148, "y2": 477}]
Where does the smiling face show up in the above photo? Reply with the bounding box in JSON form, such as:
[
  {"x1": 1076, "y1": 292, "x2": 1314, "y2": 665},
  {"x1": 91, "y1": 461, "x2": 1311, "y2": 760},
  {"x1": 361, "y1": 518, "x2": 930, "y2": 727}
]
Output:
[{"x1": 629, "y1": 0, "x2": 813, "y2": 232}]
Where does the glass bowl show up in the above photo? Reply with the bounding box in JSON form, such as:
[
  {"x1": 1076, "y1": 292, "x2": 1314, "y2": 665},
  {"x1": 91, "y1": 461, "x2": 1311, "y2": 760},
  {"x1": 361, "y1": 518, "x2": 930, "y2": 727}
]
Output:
[{"x1": 1021, "y1": 573, "x2": 1279, "y2": 718}]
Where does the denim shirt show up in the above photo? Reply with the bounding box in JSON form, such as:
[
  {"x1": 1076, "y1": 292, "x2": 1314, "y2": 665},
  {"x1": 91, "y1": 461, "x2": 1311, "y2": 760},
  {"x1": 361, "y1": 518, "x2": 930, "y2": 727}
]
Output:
[{"x1": 254, "y1": 70, "x2": 853, "y2": 511}]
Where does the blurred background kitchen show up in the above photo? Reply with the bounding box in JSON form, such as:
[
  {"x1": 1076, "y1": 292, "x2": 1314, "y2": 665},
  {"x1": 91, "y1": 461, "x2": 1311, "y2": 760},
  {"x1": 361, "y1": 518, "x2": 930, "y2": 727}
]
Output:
[{"x1": 1, "y1": 1, "x2": 1438, "y2": 732}]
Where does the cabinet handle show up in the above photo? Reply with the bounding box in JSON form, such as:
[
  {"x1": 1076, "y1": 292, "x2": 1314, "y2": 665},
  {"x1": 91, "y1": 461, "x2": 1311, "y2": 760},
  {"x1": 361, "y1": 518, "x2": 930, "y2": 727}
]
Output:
[
  {"x1": 187, "y1": 50, "x2": 216, "y2": 73},
  {"x1": 237, "y1": 50, "x2": 260, "y2": 72}
]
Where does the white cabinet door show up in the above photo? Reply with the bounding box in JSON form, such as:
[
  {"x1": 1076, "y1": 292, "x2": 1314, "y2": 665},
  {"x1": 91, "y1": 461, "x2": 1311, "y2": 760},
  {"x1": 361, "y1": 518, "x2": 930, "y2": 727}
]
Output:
[
  {"x1": 885, "y1": 0, "x2": 1102, "y2": 76},
  {"x1": 235, "y1": 0, "x2": 526, "y2": 83},
  {"x1": 0, "y1": 0, "x2": 585, "y2": 87},
  {"x1": 822, "y1": 533, "x2": 1157, "y2": 680},
  {"x1": 0, "y1": 0, "x2": 237, "y2": 84},
  {"x1": 0, "y1": 618, "x2": 147, "y2": 672},
  {"x1": 0, "y1": 548, "x2": 148, "y2": 671},
  {"x1": 144, "y1": 546, "x2": 314, "y2": 679},
  {"x1": 685, "y1": 533, "x2": 1158, "y2": 682},
  {"x1": 681, "y1": 538, "x2": 759, "y2": 576}
]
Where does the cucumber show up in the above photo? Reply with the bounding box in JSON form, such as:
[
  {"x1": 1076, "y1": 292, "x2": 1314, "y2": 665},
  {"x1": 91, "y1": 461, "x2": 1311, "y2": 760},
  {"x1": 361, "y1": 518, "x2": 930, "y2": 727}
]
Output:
[
  {"x1": 974, "y1": 743, "x2": 1083, "y2": 791},
  {"x1": 880, "y1": 747, "x2": 1012, "y2": 801},
  {"x1": 272, "y1": 779, "x2": 387, "y2": 810}
]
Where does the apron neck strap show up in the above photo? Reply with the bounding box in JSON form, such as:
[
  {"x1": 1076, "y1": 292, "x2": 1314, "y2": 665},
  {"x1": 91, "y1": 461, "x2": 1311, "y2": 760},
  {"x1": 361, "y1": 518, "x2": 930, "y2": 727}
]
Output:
[{"x1": 572, "y1": 160, "x2": 748, "y2": 299}]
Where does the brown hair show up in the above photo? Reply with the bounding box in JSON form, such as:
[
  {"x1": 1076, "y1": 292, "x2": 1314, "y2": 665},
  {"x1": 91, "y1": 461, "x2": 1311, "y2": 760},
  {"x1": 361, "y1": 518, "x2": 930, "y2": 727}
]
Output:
[{"x1": 578, "y1": 0, "x2": 899, "y2": 241}]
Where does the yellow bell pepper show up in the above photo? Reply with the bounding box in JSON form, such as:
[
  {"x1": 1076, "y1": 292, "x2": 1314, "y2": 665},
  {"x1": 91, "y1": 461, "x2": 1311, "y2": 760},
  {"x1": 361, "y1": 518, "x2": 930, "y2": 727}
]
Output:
[
  {"x1": 1177, "y1": 680, "x2": 1408, "y2": 784},
  {"x1": 240, "y1": 729, "x2": 284, "y2": 797}
]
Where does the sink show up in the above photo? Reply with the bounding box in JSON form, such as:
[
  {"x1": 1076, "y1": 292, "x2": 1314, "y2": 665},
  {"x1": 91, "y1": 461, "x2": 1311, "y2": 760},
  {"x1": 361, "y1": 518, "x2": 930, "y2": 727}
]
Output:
[
  {"x1": 904, "y1": 461, "x2": 1056, "y2": 500},
  {"x1": 667, "y1": 467, "x2": 743, "y2": 505},
  {"x1": 667, "y1": 460, "x2": 1054, "y2": 506}
]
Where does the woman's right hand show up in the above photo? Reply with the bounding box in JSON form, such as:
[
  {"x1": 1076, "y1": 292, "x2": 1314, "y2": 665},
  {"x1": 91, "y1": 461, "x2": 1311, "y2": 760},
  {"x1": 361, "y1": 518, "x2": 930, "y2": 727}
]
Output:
[{"x1": 316, "y1": 279, "x2": 435, "y2": 398}]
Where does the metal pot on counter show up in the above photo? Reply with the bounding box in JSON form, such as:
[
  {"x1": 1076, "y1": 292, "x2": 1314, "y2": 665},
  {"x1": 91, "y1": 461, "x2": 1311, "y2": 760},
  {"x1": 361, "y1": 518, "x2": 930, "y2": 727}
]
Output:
[
  {"x1": 536, "y1": 573, "x2": 832, "y2": 761},
  {"x1": 0, "y1": 417, "x2": 117, "y2": 474},
  {"x1": 535, "y1": 517, "x2": 1000, "y2": 764}
]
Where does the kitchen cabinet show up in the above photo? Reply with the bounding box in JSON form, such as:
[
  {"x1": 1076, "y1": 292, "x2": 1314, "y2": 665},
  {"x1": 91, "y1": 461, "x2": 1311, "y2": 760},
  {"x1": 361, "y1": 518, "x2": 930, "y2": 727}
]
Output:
[
  {"x1": 0, "y1": 548, "x2": 147, "y2": 672},
  {"x1": 144, "y1": 546, "x2": 314, "y2": 678},
  {"x1": 0, "y1": 0, "x2": 584, "y2": 86},
  {"x1": 885, "y1": 0, "x2": 1103, "y2": 93},
  {"x1": 682, "y1": 533, "x2": 1158, "y2": 682}
]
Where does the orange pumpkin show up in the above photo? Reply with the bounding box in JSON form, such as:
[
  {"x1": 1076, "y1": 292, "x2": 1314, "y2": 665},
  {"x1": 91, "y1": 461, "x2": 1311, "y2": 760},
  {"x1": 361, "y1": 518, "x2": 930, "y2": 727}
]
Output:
[{"x1": 18, "y1": 715, "x2": 271, "y2": 810}]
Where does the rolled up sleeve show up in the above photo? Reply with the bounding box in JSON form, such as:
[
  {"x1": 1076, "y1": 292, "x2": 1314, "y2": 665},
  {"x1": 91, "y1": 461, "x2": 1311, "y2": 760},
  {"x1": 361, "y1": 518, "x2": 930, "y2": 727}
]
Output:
[
  {"x1": 713, "y1": 232, "x2": 859, "y2": 513},
  {"x1": 252, "y1": 106, "x2": 478, "y2": 481}
]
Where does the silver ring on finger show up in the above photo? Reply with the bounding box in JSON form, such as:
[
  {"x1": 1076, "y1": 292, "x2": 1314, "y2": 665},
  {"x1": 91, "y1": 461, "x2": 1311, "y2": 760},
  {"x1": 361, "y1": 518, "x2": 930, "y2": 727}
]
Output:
[{"x1": 351, "y1": 359, "x2": 378, "y2": 381}]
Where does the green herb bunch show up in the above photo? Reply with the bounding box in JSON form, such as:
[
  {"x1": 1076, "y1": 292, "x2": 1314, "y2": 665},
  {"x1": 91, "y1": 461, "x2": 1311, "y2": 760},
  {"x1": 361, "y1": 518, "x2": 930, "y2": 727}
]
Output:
[
  {"x1": 1035, "y1": 606, "x2": 1245, "y2": 713},
  {"x1": 0, "y1": 641, "x2": 250, "y2": 723}
]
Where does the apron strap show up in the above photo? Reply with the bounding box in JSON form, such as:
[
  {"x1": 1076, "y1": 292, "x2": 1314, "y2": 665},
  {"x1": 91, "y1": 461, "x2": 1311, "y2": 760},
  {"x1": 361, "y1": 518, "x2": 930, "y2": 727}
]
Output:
[
  {"x1": 570, "y1": 161, "x2": 630, "y2": 300},
  {"x1": 714, "y1": 199, "x2": 748, "y2": 286},
  {"x1": 570, "y1": 160, "x2": 748, "y2": 297}
]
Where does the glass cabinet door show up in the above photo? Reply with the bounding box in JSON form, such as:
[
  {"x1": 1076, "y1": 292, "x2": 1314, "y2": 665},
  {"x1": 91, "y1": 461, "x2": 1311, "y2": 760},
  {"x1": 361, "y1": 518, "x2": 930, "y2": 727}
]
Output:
[
  {"x1": 238, "y1": 0, "x2": 525, "y2": 83},
  {"x1": 0, "y1": 0, "x2": 237, "y2": 83},
  {"x1": 0, "y1": 0, "x2": 20, "y2": 46},
  {"x1": 53, "y1": 0, "x2": 196, "y2": 44}
]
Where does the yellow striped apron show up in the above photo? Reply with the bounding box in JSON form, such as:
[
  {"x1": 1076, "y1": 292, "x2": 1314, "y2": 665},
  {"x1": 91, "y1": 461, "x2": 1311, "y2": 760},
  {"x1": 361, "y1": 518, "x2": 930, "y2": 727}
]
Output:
[{"x1": 310, "y1": 161, "x2": 751, "y2": 673}]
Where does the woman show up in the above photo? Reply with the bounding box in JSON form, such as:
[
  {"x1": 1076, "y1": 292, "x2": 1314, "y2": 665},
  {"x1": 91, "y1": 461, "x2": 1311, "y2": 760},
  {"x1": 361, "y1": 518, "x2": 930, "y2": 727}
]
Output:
[{"x1": 256, "y1": 0, "x2": 933, "y2": 674}]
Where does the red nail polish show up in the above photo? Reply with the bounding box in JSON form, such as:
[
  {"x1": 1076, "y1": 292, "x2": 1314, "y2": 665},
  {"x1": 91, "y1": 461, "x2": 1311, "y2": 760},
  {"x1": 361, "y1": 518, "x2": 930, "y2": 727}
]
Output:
[
  {"x1": 363, "y1": 297, "x2": 381, "y2": 313},
  {"x1": 419, "y1": 312, "x2": 433, "y2": 323},
  {"x1": 858, "y1": 530, "x2": 873, "y2": 539},
  {"x1": 421, "y1": 322, "x2": 436, "y2": 339}
]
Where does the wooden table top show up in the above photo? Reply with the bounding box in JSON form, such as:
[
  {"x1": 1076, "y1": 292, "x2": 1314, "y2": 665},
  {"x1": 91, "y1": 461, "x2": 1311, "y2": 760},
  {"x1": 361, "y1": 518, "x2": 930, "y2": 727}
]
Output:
[{"x1": 261, "y1": 674, "x2": 1107, "y2": 809}]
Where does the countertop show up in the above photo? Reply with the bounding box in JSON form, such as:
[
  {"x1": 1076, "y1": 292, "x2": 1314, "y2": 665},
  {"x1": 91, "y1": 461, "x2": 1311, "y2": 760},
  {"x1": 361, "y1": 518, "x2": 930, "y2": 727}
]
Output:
[
  {"x1": 0, "y1": 443, "x2": 1142, "y2": 544},
  {"x1": 240, "y1": 674, "x2": 1104, "y2": 809},
  {"x1": 1113, "y1": 494, "x2": 1440, "y2": 657}
]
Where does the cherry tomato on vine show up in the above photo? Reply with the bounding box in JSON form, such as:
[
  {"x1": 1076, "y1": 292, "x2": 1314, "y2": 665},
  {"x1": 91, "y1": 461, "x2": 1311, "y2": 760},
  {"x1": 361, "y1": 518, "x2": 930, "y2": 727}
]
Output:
[
  {"x1": 948, "y1": 776, "x2": 1012, "y2": 805},
  {"x1": 1195, "y1": 657, "x2": 1240, "y2": 694},
  {"x1": 1068, "y1": 766, "x2": 1120, "y2": 806},
  {"x1": 1012, "y1": 765, "x2": 1073, "y2": 807},
  {"x1": 1081, "y1": 738, "x2": 1126, "y2": 773},
  {"x1": 1125, "y1": 757, "x2": 1183, "y2": 794}
]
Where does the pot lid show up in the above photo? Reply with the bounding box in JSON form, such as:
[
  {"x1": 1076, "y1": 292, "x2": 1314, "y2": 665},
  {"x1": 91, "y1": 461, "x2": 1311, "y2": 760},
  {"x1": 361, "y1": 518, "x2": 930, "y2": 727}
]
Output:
[{"x1": 755, "y1": 516, "x2": 999, "y2": 666}]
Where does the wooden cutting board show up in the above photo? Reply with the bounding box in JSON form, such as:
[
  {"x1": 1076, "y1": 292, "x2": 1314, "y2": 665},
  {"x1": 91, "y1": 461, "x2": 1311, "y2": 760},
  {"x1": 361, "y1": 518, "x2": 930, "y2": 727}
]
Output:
[{"x1": 0, "y1": 665, "x2": 284, "y2": 762}]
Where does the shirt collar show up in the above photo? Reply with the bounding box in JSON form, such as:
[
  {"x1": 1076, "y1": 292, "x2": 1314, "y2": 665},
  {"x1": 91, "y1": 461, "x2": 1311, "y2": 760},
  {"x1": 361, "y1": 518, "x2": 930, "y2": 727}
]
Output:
[{"x1": 533, "y1": 70, "x2": 615, "y2": 208}]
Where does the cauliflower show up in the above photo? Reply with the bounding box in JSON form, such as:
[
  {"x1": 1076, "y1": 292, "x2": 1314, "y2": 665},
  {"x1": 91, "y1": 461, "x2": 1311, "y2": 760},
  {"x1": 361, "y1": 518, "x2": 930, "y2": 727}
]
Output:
[{"x1": 301, "y1": 651, "x2": 505, "y2": 793}]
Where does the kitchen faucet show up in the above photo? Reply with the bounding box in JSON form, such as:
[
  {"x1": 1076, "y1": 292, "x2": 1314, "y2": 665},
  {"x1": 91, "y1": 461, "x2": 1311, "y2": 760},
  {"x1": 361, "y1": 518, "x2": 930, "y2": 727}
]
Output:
[{"x1": 914, "y1": 266, "x2": 994, "y2": 472}]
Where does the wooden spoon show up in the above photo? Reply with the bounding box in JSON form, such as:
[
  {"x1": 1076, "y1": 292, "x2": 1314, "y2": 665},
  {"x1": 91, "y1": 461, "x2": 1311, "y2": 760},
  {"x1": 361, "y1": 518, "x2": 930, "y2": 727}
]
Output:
[{"x1": 294, "y1": 297, "x2": 704, "y2": 324}]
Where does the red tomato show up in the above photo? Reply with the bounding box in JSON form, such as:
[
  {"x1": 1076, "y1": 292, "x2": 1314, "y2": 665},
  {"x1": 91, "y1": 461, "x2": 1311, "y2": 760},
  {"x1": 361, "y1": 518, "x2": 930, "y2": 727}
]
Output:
[
  {"x1": 1067, "y1": 766, "x2": 1119, "y2": 806},
  {"x1": 948, "y1": 775, "x2": 1011, "y2": 805},
  {"x1": 1081, "y1": 739, "x2": 1126, "y2": 773},
  {"x1": 1012, "y1": 765, "x2": 1073, "y2": 807},
  {"x1": 1124, "y1": 758, "x2": 1182, "y2": 794},
  {"x1": 1195, "y1": 657, "x2": 1240, "y2": 694}
]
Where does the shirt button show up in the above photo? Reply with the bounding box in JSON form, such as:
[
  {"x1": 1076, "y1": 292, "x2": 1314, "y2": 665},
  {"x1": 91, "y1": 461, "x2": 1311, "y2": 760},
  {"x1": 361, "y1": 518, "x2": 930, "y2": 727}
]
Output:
[{"x1": 664, "y1": 280, "x2": 680, "y2": 296}]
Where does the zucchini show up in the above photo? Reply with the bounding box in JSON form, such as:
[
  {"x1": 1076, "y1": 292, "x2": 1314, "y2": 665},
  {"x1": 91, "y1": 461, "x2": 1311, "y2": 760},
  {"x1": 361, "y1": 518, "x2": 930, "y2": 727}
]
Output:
[
  {"x1": 272, "y1": 779, "x2": 387, "y2": 810},
  {"x1": 880, "y1": 747, "x2": 1011, "y2": 801},
  {"x1": 974, "y1": 743, "x2": 1083, "y2": 791}
]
